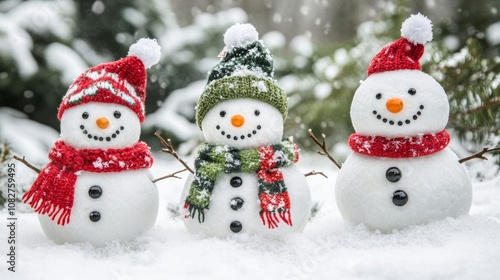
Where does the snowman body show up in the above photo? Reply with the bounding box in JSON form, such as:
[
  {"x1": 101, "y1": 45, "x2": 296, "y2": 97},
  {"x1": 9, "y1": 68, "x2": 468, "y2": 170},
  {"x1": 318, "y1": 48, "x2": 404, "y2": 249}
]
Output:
[
  {"x1": 181, "y1": 165, "x2": 310, "y2": 237},
  {"x1": 336, "y1": 149, "x2": 471, "y2": 232},
  {"x1": 39, "y1": 170, "x2": 158, "y2": 245},
  {"x1": 335, "y1": 70, "x2": 473, "y2": 231},
  {"x1": 181, "y1": 98, "x2": 311, "y2": 237},
  {"x1": 39, "y1": 102, "x2": 159, "y2": 245}
]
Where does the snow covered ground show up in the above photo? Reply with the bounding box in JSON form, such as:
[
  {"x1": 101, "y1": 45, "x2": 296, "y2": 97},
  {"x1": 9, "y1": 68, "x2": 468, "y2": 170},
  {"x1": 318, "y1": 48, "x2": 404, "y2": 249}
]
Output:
[{"x1": 1, "y1": 152, "x2": 499, "y2": 280}]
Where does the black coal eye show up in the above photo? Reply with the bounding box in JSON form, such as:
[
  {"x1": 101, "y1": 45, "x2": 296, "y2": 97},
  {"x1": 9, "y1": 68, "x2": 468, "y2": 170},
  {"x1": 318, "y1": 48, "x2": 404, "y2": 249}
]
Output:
[
  {"x1": 408, "y1": 88, "x2": 416, "y2": 95},
  {"x1": 376, "y1": 93, "x2": 382, "y2": 100},
  {"x1": 220, "y1": 110, "x2": 226, "y2": 117},
  {"x1": 82, "y1": 112, "x2": 89, "y2": 119},
  {"x1": 254, "y1": 110, "x2": 260, "y2": 116},
  {"x1": 113, "y1": 111, "x2": 121, "y2": 119}
]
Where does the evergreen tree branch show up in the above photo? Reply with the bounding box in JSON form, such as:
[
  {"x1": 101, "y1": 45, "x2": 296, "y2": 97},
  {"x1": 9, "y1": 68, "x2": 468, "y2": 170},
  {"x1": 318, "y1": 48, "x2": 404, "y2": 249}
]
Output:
[
  {"x1": 459, "y1": 147, "x2": 500, "y2": 164},
  {"x1": 152, "y1": 168, "x2": 188, "y2": 183},
  {"x1": 304, "y1": 170, "x2": 328, "y2": 178},
  {"x1": 308, "y1": 129, "x2": 342, "y2": 169},
  {"x1": 155, "y1": 132, "x2": 194, "y2": 174},
  {"x1": 450, "y1": 98, "x2": 500, "y2": 121},
  {"x1": 12, "y1": 155, "x2": 41, "y2": 173}
]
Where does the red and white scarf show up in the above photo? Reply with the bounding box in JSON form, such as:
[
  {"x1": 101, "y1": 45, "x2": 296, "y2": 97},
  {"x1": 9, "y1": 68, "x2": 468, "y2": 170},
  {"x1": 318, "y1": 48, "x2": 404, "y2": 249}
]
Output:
[
  {"x1": 348, "y1": 130, "x2": 450, "y2": 158},
  {"x1": 22, "y1": 140, "x2": 153, "y2": 225}
]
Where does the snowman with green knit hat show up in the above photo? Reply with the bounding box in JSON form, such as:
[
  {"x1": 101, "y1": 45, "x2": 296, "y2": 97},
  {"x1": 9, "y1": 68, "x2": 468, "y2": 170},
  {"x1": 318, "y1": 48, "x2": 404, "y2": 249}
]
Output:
[{"x1": 180, "y1": 23, "x2": 312, "y2": 238}]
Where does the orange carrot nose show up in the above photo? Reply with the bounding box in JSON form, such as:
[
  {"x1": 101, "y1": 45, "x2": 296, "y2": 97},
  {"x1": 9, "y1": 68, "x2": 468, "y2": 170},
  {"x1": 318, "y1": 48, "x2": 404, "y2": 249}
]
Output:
[
  {"x1": 96, "y1": 117, "x2": 109, "y2": 129},
  {"x1": 386, "y1": 98, "x2": 404, "y2": 113},
  {"x1": 231, "y1": 114, "x2": 245, "y2": 127}
]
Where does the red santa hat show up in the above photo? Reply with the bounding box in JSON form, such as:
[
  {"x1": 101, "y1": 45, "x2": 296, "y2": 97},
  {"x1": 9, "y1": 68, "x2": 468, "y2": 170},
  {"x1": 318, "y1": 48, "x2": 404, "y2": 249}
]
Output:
[
  {"x1": 367, "y1": 13, "x2": 433, "y2": 76},
  {"x1": 58, "y1": 38, "x2": 161, "y2": 123}
]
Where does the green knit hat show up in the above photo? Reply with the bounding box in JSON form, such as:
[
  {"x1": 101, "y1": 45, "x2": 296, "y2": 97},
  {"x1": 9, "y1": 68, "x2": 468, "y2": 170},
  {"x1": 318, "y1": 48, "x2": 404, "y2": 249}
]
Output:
[{"x1": 196, "y1": 23, "x2": 288, "y2": 129}]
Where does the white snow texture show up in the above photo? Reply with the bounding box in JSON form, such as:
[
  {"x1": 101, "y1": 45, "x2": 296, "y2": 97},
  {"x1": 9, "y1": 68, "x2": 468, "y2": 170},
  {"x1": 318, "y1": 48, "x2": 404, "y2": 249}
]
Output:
[
  {"x1": 1, "y1": 154, "x2": 499, "y2": 280},
  {"x1": 128, "y1": 38, "x2": 161, "y2": 69},
  {"x1": 401, "y1": 13, "x2": 433, "y2": 44},
  {"x1": 223, "y1": 23, "x2": 259, "y2": 51}
]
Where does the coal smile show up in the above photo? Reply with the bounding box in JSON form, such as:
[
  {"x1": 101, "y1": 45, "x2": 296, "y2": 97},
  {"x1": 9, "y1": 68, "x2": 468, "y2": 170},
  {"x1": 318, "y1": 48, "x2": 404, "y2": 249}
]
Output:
[
  {"x1": 80, "y1": 125, "x2": 124, "y2": 142},
  {"x1": 216, "y1": 124, "x2": 262, "y2": 141},
  {"x1": 372, "y1": 105, "x2": 424, "y2": 126}
]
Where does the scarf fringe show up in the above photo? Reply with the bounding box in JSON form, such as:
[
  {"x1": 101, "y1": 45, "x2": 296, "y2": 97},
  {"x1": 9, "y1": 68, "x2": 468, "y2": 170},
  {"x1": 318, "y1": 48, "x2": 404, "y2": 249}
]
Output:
[
  {"x1": 23, "y1": 191, "x2": 72, "y2": 226},
  {"x1": 260, "y1": 210, "x2": 292, "y2": 229},
  {"x1": 184, "y1": 203, "x2": 206, "y2": 223}
]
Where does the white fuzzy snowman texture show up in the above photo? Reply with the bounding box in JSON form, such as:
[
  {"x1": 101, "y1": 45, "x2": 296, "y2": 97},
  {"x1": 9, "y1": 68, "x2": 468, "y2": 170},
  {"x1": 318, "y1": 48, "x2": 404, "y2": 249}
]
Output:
[
  {"x1": 39, "y1": 102, "x2": 158, "y2": 246},
  {"x1": 181, "y1": 98, "x2": 311, "y2": 238},
  {"x1": 336, "y1": 70, "x2": 472, "y2": 232}
]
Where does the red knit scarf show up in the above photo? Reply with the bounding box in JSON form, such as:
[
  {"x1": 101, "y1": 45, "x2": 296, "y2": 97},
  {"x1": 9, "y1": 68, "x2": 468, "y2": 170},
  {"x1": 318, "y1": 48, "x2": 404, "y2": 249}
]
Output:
[
  {"x1": 22, "y1": 140, "x2": 153, "y2": 226},
  {"x1": 348, "y1": 130, "x2": 450, "y2": 158}
]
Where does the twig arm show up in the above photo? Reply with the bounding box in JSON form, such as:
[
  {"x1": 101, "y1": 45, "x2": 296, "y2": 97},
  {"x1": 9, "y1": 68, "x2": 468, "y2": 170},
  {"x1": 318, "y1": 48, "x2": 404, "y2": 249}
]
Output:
[
  {"x1": 307, "y1": 129, "x2": 342, "y2": 169},
  {"x1": 13, "y1": 155, "x2": 41, "y2": 173},
  {"x1": 459, "y1": 147, "x2": 500, "y2": 164},
  {"x1": 154, "y1": 132, "x2": 194, "y2": 174},
  {"x1": 304, "y1": 170, "x2": 328, "y2": 178},
  {"x1": 153, "y1": 168, "x2": 188, "y2": 183}
]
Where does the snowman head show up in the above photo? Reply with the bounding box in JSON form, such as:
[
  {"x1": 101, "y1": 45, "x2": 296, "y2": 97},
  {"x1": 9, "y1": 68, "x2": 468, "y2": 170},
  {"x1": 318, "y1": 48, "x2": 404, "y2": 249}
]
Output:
[
  {"x1": 60, "y1": 102, "x2": 141, "y2": 149},
  {"x1": 196, "y1": 23, "x2": 288, "y2": 147},
  {"x1": 351, "y1": 14, "x2": 448, "y2": 137},
  {"x1": 351, "y1": 70, "x2": 449, "y2": 137},
  {"x1": 201, "y1": 98, "x2": 283, "y2": 149},
  {"x1": 57, "y1": 38, "x2": 161, "y2": 148}
]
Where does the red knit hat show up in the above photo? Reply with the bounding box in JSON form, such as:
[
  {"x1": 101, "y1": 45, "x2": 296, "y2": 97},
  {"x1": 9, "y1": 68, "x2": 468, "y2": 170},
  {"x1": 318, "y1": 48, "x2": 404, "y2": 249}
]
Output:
[
  {"x1": 58, "y1": 38, "x2": 161, "y2": 123},
  {"x1": 368, "y1": 13, "x2": 433, "y2": 76}
]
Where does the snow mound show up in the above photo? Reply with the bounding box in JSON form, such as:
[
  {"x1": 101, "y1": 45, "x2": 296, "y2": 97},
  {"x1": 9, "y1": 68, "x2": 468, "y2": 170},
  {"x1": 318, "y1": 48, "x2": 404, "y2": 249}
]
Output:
[
  {"x1": 401, "y1": 13, "x2": 433, "y2": 45},
  {"x1": 128, "y1": 38, "x2": 161, "y2": 69},
  {"x1": 223, "y1": 23, "x2": 259, "y2": 51},
  {"x1": 2, "y1": 154, "x2": 500, "y2": 279}
]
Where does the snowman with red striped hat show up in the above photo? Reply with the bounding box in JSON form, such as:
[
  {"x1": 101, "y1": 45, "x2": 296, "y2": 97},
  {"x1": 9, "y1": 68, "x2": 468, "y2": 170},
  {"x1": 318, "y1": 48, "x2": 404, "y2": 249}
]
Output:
[
  {"x1": 22, "y1": 38, "x2": 161, "y2": 245},
  {"x1": 335, "y1": 14, "x2": 472, "y2": 231},
  {"x1": 180, "y1": 23, "x2": 312, "y2": 238}
]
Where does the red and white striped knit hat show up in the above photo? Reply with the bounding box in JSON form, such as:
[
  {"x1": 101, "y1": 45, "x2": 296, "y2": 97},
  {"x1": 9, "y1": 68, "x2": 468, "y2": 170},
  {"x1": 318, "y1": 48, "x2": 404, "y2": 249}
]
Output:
[
  {"x1": 367, "y1": 13, "x2": 433, "y2": 76},
  {"x1": 58, "y1": 38, "x2": 161, "y2": 123}
]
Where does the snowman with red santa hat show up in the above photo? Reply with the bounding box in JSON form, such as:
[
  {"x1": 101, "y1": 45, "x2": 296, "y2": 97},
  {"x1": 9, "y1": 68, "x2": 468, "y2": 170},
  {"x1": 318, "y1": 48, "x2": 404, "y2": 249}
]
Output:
[
  {"x1": 22, "y1": 38, "x2": 161, "y2": 245},
  {"x1": 335, "y1": 14, "x2": 472, "y2": 232}
]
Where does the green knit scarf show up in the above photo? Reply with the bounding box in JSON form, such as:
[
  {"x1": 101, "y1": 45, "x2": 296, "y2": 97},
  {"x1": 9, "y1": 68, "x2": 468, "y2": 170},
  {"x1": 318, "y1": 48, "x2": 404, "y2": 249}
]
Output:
[{"x1": 184, "y1": 138, "x2": 299, "y2": 229}]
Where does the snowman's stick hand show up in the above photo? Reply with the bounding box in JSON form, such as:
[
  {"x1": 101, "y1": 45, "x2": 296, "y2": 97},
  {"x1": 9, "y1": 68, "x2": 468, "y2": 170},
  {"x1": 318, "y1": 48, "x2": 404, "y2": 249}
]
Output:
[
  {"x1": 307, "y1": 129, "x2": 342, "y2": 169},
  {"x1": 12, "y1": 155, "x2": 41, "y2": 173},
  {"x1": 304, "y1": 170, "x2": 328, "y2": 178},
  {"x1": 458, "y1": 146, "x2": 500, "y2": 164},
  {"x1": 154, "y1": 132, "x2": 194, "y2": 174},
  {"x1": 152, "y1": 168, "x2": 188, "y2": 183}
]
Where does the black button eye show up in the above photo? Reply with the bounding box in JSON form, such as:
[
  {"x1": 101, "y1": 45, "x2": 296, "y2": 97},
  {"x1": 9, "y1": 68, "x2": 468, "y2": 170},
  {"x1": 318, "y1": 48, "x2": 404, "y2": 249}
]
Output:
[
  {"x1": 220, "y1": 111, "x2": 226, "y2": 117},
  {"x1": 376, "y1": 93, "x2": 382, "y2": 100},
  {"x1": 254, "y1": 110, "x2": 260, "y2": 116},
  {"x1": 82, "y1": 112, "x2": 89, "y2": 119},
  {"x1": 113, "y1": 111, "x2": 121, "y2": 119},
  {"x1": 408, "y1": 88, "x2": 416, "y2": 95}
]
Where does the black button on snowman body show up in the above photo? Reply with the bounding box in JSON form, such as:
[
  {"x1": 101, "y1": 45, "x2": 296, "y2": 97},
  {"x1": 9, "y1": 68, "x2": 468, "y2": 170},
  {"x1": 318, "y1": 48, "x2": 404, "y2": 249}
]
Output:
[
  {"x1": 385, "y1": 167, "x2": 408, "y2": 206},
  {"x1": 88, "y1": 185, "x2": 103, "y2": 222},
  {"x1": 229, "y1": 177, "x2": 245, "y2": 232}
]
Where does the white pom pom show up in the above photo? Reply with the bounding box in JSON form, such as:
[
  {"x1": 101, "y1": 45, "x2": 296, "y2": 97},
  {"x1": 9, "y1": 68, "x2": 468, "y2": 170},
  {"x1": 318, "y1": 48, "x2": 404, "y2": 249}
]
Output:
[
  {"x1": 128, "y1": 38, "x2": 161, "y2": 69},
  {"x1": 223, "y1": 23, "x2": 259, "y2": 51},
  {"x1": 401, "y1": 13, "x2": 433, "y2": 45}
]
